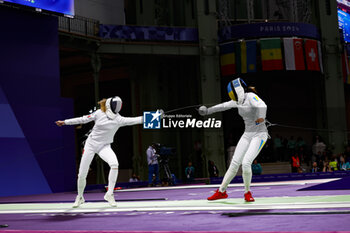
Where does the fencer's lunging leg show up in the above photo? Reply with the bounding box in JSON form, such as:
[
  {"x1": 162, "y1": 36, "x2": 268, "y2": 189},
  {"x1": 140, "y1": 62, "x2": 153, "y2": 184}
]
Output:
[
  {"x1": 241, "y1": 134, "x2": 267, "y2": 193},
  {"x1": 77, "y1": 145, "x2": 95, "y2": 197},
  {"x1": 98, "y1": 145, "x2": 119, "y2": 195},
  {"x1": 219, "y1": 134, "x2": 250, "y2": 193}
]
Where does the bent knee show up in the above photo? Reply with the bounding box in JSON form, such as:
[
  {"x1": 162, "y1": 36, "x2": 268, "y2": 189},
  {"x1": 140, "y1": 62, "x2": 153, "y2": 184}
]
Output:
[
  {"x1": 110, "y1": 163, "x2": 119, "y2": 169},
  {"x1": 78, "y1": 173, "x2": 88, "y2": 179},
  {"x1": 242, "y1": 162, "x2": 252, "y2": 171},
  {"x1": 230, "y1": 159, "x2": 241, "y2": 167}
]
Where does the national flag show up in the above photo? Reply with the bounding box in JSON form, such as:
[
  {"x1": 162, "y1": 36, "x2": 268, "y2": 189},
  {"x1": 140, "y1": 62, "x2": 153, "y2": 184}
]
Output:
[
  {"x1": 246, "y1": 40, "x2": 257, "y2": 73},
  {"x1": 220, "y1": 42, "x2": 235, "y2": 76},
  {"x1": 234, "y1": 40, "x2": 257, "y2": 73},
  {"x1": 260, "y1": 38, "x2": 283, "y2": 71},
  {"x1": 234, "y1": 41, "x2": 242, "y2": 73},
  {"x1": 283, "y1": 38, "x2": 305, "y2": 70},
  {"x1": 304, "y1": 39, "x2": 320, "y2": 71}
]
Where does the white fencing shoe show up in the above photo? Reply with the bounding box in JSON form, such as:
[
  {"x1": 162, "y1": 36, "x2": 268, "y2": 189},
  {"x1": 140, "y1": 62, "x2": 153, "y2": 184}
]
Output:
[
  {"x1": 104, "y1": 193, "x2": 117, "y2": 207},
  {"x1": 72, "y1": 195, "x2": 85, "y2": 208}
]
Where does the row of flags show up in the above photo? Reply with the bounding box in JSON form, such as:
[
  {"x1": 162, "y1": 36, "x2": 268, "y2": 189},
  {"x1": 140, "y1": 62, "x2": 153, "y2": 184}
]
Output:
[{"x1": 220, "y1": 38, "x2": 324, "y2": 76}]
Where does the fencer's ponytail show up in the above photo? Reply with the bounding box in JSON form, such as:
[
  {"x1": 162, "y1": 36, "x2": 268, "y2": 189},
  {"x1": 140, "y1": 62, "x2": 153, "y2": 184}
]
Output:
[
  {"x1": 98, "y1": 99, "x2": 107, "y2": 112},
  {"x1": 246, "y1": 86, "x2": 258, "y2": 94}
]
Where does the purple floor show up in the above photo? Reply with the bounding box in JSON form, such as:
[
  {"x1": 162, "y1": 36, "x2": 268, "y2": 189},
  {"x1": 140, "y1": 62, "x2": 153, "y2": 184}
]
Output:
[
  {"x1": 1, "y1": 183, "x2": 349, "y2": 203},
  {"x1": 0, "y1": 182, "x2": 350, "y2": 232}
]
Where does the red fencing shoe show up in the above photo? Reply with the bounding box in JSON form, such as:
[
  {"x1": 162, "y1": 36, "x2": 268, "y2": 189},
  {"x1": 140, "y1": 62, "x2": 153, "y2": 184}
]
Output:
[
  {"x1": 244, "y1": 191, "x2": 255, "y2": 202},
  {"x1": 207, "y1": 189, "x2": 228, "y2": 201}
]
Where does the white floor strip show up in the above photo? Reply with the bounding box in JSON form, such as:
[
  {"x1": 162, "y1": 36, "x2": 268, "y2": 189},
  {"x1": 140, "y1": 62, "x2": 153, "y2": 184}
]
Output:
[
  {"x1": 116, "y1": 178, "x2": 339, "y2": 192},
  {"x1": 0, "y1": 195, "x2": 349, "y2": 214},
  {"x1": 0, "y1": 202, "x2": 349, "y2": 214}
]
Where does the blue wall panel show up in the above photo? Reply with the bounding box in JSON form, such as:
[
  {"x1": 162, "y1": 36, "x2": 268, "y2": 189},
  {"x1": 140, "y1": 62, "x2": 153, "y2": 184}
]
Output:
[
  {"x1": 0, "y1": 138, "x2": 52, "y2": 196},
  {"x1": 0, "y1": 7, "x2": 76, "y2": 196}
]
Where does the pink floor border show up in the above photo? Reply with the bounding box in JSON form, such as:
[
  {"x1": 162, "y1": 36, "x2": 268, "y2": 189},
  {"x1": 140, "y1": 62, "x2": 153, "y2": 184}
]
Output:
[{"x1": 2, "y1": 231, "x2": 350, "y2": 233}]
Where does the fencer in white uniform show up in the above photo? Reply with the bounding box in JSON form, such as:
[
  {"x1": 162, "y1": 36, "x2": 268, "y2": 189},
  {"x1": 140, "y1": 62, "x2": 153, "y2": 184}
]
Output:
[
  {"x1": 198, "y1": 78, "x2": 268, "y2": 202},
  {"x1": 56, "y1": 96, "x2": 143, "y2": 207}
]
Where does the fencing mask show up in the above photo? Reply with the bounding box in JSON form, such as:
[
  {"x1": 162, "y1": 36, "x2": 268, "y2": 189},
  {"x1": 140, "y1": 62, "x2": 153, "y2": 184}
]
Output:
[
  {"x1": 227, "y1": 78, "x2": 247, "y2": 105},
  {"x1": 106, "y1": 96, "x2": 122, "y2": 119}
]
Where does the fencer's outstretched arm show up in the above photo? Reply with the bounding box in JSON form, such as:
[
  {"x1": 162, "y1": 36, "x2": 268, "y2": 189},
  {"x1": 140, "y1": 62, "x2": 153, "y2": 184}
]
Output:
[
  {"x1": 119, "y1": 109, "x2": 163, "y2": 126},
  {"x1": 198, "y1": 100, "x2": 237, "y2": 116},
  {"x1": 56, "y1": 112, "x2": 97, "y2": 126},
  {"x1": 119, "y1": 116, "x2": 143, "y2": 127}
]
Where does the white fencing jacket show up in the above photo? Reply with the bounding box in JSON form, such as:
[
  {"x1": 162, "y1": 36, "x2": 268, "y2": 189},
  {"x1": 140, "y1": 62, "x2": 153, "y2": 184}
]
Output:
[
  {"x1": 207, "y1": 93, "x2": 267, "y2": 133},
  {"x1": 65, "y1": 110, "x2": 142, "y2": 144}
]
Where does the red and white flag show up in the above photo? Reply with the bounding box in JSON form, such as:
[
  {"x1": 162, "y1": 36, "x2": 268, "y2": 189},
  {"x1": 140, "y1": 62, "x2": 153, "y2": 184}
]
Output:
[
  {"x1": 305, "y1": 39, "x2": 320, "y2": 71},
  {"x1": 283, "y1": 38, "x2": 305, "y2": 70}
]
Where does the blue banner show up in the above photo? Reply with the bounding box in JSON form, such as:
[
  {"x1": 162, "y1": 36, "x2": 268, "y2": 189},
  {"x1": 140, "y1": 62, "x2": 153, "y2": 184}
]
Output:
[
  {"x1": 219, "y1": 22, "x2": 320, "y2": 42},
  {"x1": 3, "y1": 0, "x2": 74, "y2": 15},
  {"x1": 100, "y1": 25, "x2": 199, "y2": 42}
]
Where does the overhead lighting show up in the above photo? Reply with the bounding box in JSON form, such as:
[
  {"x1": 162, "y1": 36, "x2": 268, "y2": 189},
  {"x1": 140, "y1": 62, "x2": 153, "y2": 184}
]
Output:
[{"x1": 64, "y1": 14, "x2": 74, "y2": 19}]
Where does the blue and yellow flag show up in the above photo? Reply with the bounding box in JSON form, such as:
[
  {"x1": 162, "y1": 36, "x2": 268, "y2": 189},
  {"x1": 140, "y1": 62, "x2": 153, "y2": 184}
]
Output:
[{"x1": 235, "y1": 40, "x2": 257, "y2": 74}]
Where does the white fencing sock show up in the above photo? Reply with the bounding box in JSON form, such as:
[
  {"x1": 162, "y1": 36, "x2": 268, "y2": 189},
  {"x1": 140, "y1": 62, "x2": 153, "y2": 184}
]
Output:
[
  {"x1": 107, "y1": 167, "x2": 118, "y2": 195},
  {"x1": 77, "y1": 176, "x2": 86, "y2": 197},
  {"x1": 242, "y1": 163, "x2": 252, "y2": 193}
]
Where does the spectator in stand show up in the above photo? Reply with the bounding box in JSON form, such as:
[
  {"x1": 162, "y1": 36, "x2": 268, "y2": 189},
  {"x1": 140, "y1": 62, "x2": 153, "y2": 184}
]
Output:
[
  {"x1": 185, "y1": 162, "x2": 195, "y2": 183},
  {"x1": 274, "y1": 134, "x2": 283, "y2": 161},
  {"x1": 291, "y1": 153, "x2": 301, "y2": 173},
  {"x1": 329, "y1": 155, "x2": 339, "y2": 171},
  {"x1": 129, "y1": 173, "x2": 140, "y2": 182},
  {"x1": 252, "y1": 159, "x2": 262, "y2": 175},
  {"x1": 208, "y1": 160, "x2": 219, "y2": 178},
  {"x1": 323, "y1": 161, "x2": 332, "y2": 172},
  {"x1": 297, "y1": 146, "x2": 307, "y2": 164},
  {"x1": 319, "y1": 150, "x2": 328, "y2": 166},
  {"x1": 311, "y1": 161, "x2": 320, "y2": 173},
  {"x1": 319, "y1": 155, "x2": 328, "y2": 171},
  {"x1": 339, "y1": 155, "x2": 350, "y2": 170},
  {"x1": 287, "y1": 136, "x2": 297, "y2": 158},
  {"x1": 312, "y1": 135, "x2": 326, "y2": 162},
  {"x1": 296, "y1": 137, "x2": 306, "y2": 151}
]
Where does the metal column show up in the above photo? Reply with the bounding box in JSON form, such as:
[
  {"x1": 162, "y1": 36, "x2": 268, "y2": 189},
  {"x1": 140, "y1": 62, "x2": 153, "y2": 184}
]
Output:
[
  {"x1": 316, "y1": 0, "x2": 348, "y2": 152},
  {"x1": 196, "y1": 0, "x2": 225, "y2": 174}
]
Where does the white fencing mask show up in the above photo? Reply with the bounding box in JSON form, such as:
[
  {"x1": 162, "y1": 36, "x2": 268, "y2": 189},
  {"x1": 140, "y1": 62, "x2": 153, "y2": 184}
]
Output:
[
  {"x1": 105, "y1": 96, "x2": 122, "y2": 119},
  {"x1": 227, "y1": 78, "x2": 247, "y2": 105}
]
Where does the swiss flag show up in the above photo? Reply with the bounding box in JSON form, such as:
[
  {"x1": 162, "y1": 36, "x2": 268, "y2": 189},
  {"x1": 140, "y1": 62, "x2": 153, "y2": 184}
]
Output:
[{"x1": 304, "y1": 39, "x2": 320, "y2": 71}]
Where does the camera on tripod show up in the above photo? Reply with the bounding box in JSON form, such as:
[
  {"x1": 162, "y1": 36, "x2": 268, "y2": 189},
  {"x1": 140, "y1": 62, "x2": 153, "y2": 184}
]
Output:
[
  {"x1": 154, "y1": 144, "x2": 176, "y2": 164},
  {"x1": 152, "y1": 143, "x2": 176, "y2": 185}
]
